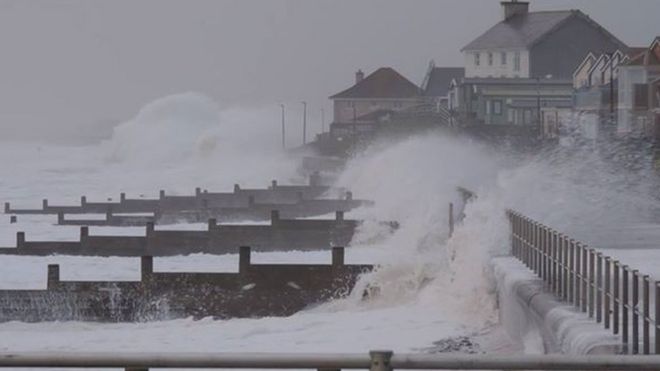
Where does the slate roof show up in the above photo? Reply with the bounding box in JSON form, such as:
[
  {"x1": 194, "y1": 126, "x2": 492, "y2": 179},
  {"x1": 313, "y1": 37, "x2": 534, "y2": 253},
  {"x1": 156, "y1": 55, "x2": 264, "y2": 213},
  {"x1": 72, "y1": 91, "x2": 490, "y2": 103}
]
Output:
[
  {"x1": 423, "y1": 67, "x2": 465, "y2": 97},
  {"x1": 330, "y1": 67, "x2": 421, "y2": 99},
  {"x1": 463, "y1": 11, "x2": 576, "y2": 50}
]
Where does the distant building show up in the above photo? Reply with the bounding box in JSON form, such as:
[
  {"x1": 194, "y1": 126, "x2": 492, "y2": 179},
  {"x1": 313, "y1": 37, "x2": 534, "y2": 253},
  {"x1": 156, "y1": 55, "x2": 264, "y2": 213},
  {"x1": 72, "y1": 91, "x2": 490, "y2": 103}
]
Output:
[
  {"x1": 420, "y1": 61, "x2": 464, "y2": 110},
  {"x1": 328, "y1": 67, "x2": 422, "y2": 139},
  {"x1": 617, "y1": 37, "x2": 660, "y2": 138},
  {"x1": 329, "y1": 68, "x2": 421, "y2": 124},
  {"x1": 572, "y1": 49, "x2": 643, "y2": 138},
  {"x1": 452, "y1": 0, "x2": 627, "y2": 137}
]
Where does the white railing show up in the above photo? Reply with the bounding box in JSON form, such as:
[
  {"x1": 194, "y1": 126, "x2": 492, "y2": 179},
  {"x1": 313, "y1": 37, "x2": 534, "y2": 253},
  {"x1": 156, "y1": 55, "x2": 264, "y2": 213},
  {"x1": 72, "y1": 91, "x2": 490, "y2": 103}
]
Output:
[{"x1": 2, "y1": 351, "x2": 660, "y2": 370}]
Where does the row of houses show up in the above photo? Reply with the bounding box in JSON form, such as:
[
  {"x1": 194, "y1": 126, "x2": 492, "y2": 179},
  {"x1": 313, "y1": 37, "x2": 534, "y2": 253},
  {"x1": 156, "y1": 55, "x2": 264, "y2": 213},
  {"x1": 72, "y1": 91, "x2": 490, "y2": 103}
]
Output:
[{"x1": 325, "y1": 0, "x2": 660, "y2": 144}]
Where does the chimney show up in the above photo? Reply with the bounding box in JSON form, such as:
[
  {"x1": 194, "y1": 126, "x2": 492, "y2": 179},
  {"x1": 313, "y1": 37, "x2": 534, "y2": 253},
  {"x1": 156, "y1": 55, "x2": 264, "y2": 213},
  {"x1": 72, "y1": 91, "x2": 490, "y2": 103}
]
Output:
[
  {"x1": 501, "y1": 0, "x2": 529, "y2": 20},
  {"x1": 355, "y1": 69, "x2": 364, "y2": 84}
]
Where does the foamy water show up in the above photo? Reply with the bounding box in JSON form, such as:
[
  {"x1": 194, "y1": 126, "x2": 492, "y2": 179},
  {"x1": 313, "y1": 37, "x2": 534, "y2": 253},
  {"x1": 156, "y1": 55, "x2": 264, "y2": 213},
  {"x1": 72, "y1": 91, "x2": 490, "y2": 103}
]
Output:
[{"x1": 2, "y1": 93, "x2": 659, "y2": 356}]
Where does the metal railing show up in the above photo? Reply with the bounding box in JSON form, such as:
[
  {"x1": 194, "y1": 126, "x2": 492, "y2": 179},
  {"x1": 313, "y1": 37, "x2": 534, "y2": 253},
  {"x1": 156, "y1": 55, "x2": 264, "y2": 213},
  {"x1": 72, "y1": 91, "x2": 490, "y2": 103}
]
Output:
[
  {"x1": 3, "y1": 351, "x2": 660, "y2": 370},
  {"x1": 508, "y1": 210, "x2": 660, "y2": 354}
]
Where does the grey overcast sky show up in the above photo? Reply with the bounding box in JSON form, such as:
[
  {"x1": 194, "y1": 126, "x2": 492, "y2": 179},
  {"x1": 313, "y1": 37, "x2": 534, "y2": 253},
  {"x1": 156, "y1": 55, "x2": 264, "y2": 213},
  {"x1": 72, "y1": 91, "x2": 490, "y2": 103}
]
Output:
[{"x1": 0, "y1": 0, "x2": 659, "y2": 141}]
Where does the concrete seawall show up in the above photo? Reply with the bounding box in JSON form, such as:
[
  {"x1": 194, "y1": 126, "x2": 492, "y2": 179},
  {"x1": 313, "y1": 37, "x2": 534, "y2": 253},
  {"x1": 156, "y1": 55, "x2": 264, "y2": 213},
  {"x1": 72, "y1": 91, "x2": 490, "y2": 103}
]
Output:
[{"x1": 491, "y1": 257, "x2": 622, "y2": 355}]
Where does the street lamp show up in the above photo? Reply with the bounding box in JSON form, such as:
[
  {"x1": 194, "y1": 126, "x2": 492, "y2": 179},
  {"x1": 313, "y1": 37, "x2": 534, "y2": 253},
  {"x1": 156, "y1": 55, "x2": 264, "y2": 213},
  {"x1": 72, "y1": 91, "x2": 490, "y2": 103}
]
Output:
[
  {"x1": 301, "y1": 101, "x2": 307, "y2": 145},
  {"x1": 280, "y1": 104, "x2": 286, "y2": 149}
]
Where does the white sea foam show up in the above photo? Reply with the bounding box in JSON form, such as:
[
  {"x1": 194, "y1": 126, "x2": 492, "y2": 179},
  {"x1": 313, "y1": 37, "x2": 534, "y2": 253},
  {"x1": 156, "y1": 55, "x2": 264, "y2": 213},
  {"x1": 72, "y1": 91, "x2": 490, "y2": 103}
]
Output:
[{"x1": 3, "y1": 94, "x2": 658, "y2": 356}]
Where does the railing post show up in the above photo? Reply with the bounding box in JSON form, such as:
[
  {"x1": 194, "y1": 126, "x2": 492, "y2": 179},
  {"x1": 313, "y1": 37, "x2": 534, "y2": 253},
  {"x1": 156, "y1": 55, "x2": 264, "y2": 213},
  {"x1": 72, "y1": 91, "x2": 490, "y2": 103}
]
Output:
[
  {"x1": 604, "y1": 257, "x2": 611, "y2": 330},
  {"x1": 563, "y1": 236, "x2": 569, "y2": 301},
  {"x1": 581, "y1": 246, "x2": 588, "y2": 313},
  {"x1": 596, "y1": 253, "x2": 603, "y2": 323},
  {"x1": 575, "y1": 242, "x2": 581, "y2": 309},
  {"x1": 613, "y1": 260, "x2": 620, "y2": 335},
  {"x1": 533, "y1": 222, "x2": 539, "y2": 275},
  {"x1": 623, "y1": 266, "x2": 630, "y2": 352},
  {"x1": 369, "y1": 351, "x2": 393, "y2": 371},
  {"x1": 542, "y1": 227, "x2": 548, "y2": 284},
  {"x1": 569, "y1": 239, "x2": 575, "y2": 304},
  {"x1": 655, "y1": 281, "x2": 660, "y2": 354},
  {"x1": 589, "y1": 248, "x2": 595, "y2": 318},
  {"x1": 643, "y1": 275, "x2": 650, "y2": 354},
  {"x1": 555, "y1": 233, "x2": 561, "y2": 295},
  {"x1": 633, "y1": 269, "x2": 640, "y2": 354}
]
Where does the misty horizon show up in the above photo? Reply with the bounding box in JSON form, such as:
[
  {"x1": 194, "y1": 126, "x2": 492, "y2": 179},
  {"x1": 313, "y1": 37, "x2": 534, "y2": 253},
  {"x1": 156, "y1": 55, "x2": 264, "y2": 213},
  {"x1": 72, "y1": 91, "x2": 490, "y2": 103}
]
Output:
[{"x1": 0, "y1": 0, "x2": 659, "y2": 143}]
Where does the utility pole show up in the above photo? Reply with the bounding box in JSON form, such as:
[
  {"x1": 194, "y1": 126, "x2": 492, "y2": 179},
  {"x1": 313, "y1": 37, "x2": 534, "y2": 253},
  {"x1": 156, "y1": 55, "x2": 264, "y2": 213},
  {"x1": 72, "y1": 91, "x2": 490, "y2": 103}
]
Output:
[
  {"x1": 280, "y1": 104, "x2": 285, "y2": 149},
  {"x1": 320, "y1": 108, "x2": 325, "y2": 133},
  {"x1": 301, "y1": 101, "x2": 307, "y2": 145}
]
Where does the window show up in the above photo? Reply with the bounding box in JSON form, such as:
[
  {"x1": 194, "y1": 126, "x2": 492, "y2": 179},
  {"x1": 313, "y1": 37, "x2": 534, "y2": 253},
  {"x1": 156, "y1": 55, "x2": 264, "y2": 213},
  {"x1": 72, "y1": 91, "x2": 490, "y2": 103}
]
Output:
[
  {"x1": 488, "y1": 52, "x2": 493, "y2": 66},
  {"x1": 486, "y1": 100, "x2": 491, "y2": 115},
  {"x1": 474, "y1": 52, "x2": 480, "y2": 66},
  {"x1": 523, "y1": 109, "x2": 532, "y2": 124},
  {"x1": 493, "y1": 100, "x2": 502, "y2": 115},
  {"x1": 501, "y1": 52, "x2": 507, "y2": 65},
  {"x1": 514, "y1": 51, "x2": 521, "y2": 72}
]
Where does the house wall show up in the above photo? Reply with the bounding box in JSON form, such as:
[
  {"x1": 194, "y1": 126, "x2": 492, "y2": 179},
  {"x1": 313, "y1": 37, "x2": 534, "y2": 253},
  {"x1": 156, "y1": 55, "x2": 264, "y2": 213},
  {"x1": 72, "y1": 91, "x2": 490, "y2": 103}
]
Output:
[
  {"x1": 573, "y1": 58, "x2": 595, "y2": 89},
  {"x1": 332, "y1": 98, "x2": 420, "y2": 123},
  {"x1": 464, "y1": 49, "x2": 530, "y2": 78},
  {"x1": 530, "y1": 16, "x2": 623, "y2": 80},
  {"x1": 617, "y1": 65, "x2": 660, "y2": 136}
]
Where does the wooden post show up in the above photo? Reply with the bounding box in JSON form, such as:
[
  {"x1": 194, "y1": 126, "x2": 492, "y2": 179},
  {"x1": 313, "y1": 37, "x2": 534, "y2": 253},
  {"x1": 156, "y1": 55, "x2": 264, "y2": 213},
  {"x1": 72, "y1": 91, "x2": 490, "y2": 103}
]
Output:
[
  {"x1": 271, "y1": 210, "x2": 280, "y2": 226},
  {"x1": 47, "y1": 264, "x2": 60, "y2": 290},
  {"x1": 239, "y1": 246, "x2": 251, "y2": 275},
  {"x1": 332, "y1": 247, "x2": 345, "y2": 267},
  {"x1": 207, "y1": 218, "x2": 217, "y2": 231},
  {"x1": 80, "y1": 226, "x2": 89, "y2": 240},
  {"x1": 16, "y1": 232, "x2": 25, "y2": 248},
  {"x1": 141, "y1": 256, "x2": 153, "y2": 281}
]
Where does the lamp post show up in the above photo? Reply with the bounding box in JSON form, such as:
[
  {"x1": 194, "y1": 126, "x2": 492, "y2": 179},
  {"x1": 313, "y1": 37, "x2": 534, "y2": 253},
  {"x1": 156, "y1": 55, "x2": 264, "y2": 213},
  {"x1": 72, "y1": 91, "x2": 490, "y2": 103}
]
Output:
[
  {"x1": 608, "y1": 52, "x2": 615, "y2": 119},
  {"x1": 536, "y1": 76, "x2": 542, "y2": 139},
  {"x1": 301, "y1": 101, "x2": 307, "y2": 145},
  {"x1": 280, "y1": 104, "x2": 286, "y2": 149}
]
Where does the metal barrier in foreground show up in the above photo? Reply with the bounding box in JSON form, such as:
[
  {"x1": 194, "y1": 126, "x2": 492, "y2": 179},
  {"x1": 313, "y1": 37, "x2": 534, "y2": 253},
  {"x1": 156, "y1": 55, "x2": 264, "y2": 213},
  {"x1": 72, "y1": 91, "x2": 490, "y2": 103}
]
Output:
[
  {"x1": 508, "y1": 210, "x2": 660, "y2": 355},
  {"x1": 3, "y1": 351, "x2": 660, "y2": 370}
]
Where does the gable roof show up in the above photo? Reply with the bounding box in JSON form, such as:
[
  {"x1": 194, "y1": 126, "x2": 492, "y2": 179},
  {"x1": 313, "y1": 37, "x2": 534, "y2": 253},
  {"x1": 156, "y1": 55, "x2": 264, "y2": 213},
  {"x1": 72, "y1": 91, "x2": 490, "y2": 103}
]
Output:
[
  {"x1": 462, "y1": 11, "x2": 574, "y2": 51},
  {"x1": 330, "y1": 67, "x2": 421, "y2": 99},
  {"x1": 462, "y1": 10, "x2": 625, "y2": 52},
  {"x1": 573, "y1": 52, "x2": 596, "y2": 78},
  {"x1": 423, "y1": 67, "x2": 465, "y2": 97},
  {"x1": 627, "y1": 37, "x2": 660, "y2": 66}
]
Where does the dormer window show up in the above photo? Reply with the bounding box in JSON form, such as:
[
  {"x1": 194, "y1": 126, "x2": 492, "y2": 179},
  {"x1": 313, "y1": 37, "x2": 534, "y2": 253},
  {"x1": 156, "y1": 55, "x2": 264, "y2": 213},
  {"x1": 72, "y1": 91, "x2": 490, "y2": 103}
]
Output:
[
  {"x1": 488, "y1": 52, "x2": 493, "y2": 66},
  {"x1": 474, "y1": 53, "x2": 481, "y2": 66}
]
